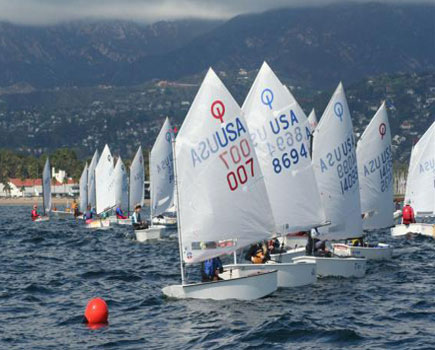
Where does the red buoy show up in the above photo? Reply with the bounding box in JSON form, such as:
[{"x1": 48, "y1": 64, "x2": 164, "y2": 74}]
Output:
[{"x1": 84, "y1": 298, "x2": 109, "y2": 326}]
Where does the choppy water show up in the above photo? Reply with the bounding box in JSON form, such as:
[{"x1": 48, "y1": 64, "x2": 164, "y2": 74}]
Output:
[{"x1": 1, "y1": 206, "x2": 435, "y2": 349}]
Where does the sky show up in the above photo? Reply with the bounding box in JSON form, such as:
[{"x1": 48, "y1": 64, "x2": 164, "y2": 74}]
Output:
[{"x1": 0, "y1": 0, "x2": 433, "y2": 25}]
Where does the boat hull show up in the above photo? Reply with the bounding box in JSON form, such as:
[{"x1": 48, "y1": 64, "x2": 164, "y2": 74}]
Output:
[
  {"x1": 52, "y1": 210, "x2": 74, "y2": 218},
  {"x1": 108, "y1": 216, "x2": 132, "y2": 225},
  {"x1": 135, "y1": 225, "x2": 165, "y2": 242},
  {"x1": 293, "y1": 256, "x2": 366, "y2": 278},
  {"x1": 152, "y1": 216, "x2": 177, "y2": 227},
  {"x1": 85, "y1": 219, "x2": 110, "y2": 229},
  {"x1": 391, "y1": 223, "x2": 435, "y2": 238},
  {"x1": 332, "y1": 243, "x2": 393, "y2": 260},
  {"x1": 34, "y1": 216, "x2": 49, "y2": 222},
  {"x1": 270, "y1": 247, "x2": 306, "y2": 263},
  {"x1": 224, "y1": 261, "x2": 316, "y2": 288},
  {"x1": 162, "y1": 269, "x2": 277, "y2": 300}
]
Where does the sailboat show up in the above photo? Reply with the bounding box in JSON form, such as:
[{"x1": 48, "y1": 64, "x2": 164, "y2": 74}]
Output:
[
  {"x1": 162, "y1": 68, "x2": 278, "y2": 300},
  {"x1": 79, "y1": 163, "x2": 88, "y2": 215},
  {"x1": 391, "y1": 122, "x2": 435, "y2": 237},
  {"x1": 150, "y1": 117, "x2": 177, "y2": 228},
  {"x1": 35, "y1": 158, "x2": 51, "y2": 222},
  {"x1": 308, "y1": 108, "x2": 318, "y2": 132},
  {"x1": 333, "y1": 102, "x2": 394, "y2": 260},
  {"x1": 109, "y1": 156, "x2": 131, "y2": 225},
  {"x1": 293, "y1": 83, "x2": 366, "y2": 278},
  {"x1": 129, "y1": 146, "x2": 159, "y2": 241},
  {"x1": 223, "y1": 62, "x2": 325, "y2": 287},
  {"x1": 85, "y1": 145, "x2": 114, "y2": 229},
  {"x1": 87, "y1": 150, "x2": 99, "y2": 211}
]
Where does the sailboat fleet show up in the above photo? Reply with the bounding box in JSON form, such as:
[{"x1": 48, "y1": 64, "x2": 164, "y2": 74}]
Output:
[{"x1": 32, "y1": 61, "x2": 434, "y2": 301}]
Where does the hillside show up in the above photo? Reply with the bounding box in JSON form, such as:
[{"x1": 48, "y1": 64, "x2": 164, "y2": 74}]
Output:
[{"x1": 0, "y1": 3, "x2": 433, "y2": 88}]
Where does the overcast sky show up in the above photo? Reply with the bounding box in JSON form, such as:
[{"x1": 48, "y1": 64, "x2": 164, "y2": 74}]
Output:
[{"x1": 0, "y1": 0, "x2": 433, "y2": 25}]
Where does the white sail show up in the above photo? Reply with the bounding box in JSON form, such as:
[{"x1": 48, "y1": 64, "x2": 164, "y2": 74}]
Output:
[
  {"x1": 42, "y1": 158, "x2": 51, "y2": 215},
  {"x1": 114, "y1": 157, "x2": 129, "y2": 210},
  {"x1": 79, "y1": 163, "x2": 88, "y2": 212},
  {"x1": 87, "y1": 150, "x2": 99, "y2": 209},
  {"x1": 312, "y1": 83, "x2": 363, "y2": 240},
  {"x1": 242, "y1": 62, "x2": 325, "y2": 233},
  {"x1": 129, "y1": 146, "x2": 145, "y2": 210},
  {"x1": 357, "y1": 102, "x2": 394, "y2": 229},
  {"x1": 150, "y1": 117, "x2": 175, "y2": 217},
  {"x1": 405, "y1": 122, "x2": 435, "y2": 215},
  {"x1": 176, "y1": 68, "x2": 275, "y2": 264},
  {"x1": 95, "y1": 145, "x2": 115, "y2": 214},
  {"x1": 308, "y1": 109, "x2": 318, "y2": 133}
]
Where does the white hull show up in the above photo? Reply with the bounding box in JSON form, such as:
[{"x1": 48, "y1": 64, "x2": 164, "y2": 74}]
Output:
[
  {"x1": 391, "y1": 223, "x2": 435, "y2": 238},
  {"x1": 270, "y1": 247, "x2": 306, "y2": 263},
  {"x1": 162, "y1": 270, "x2": 277, "y2": 300},
  {"x1": 152, "y1": 216, "x2": 177, "y2": 226},
  {"x1": 282, "y1": 234, "x2": 308, "y2": 249},
  {"x1": 224, "y1": 261, "x2": 316, "y2": 288},
  {"x1": 293, "y1": 256, "x2": 366, "y2": 278},
  {"x1": 52, "y1": 210, "x2": 74, "y2": 218},
  {"x1": 108, "y1": 216, "x2": 132, "y2": 225},
  {"x1": 34, "y1": 216, "x2": 49, "y2": 222},
  {"x1": 332, "y1": 243, "x2": 393, "y2": 260},
  {"x1": 85, "y1": 219, "x2": 111, "y2": 229},
  {"x1": 135, "y1": 225, "x2": 165, "y2": 242}
]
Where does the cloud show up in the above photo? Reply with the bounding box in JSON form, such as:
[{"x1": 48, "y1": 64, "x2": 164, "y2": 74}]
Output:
[{"x1": 0, "y1": 0, "x2": 433, "y2": 25}]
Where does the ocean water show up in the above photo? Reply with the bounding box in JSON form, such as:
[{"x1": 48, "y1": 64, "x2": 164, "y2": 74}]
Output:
[{"x1": 1, "y1": 205, "x2": 435, "y2": 350}]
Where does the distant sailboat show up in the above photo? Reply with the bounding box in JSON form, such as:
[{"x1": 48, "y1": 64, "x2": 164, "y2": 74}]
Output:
[
  {"x1": 109, "y1": 156, "x2": 131, "y2": 225},
  {"x1": 35, "y1": 158, "x2": 51, "y2": 222},
  {"x1": 79, "y1": 163, "x2": 88, "y2": 214},
  {"x1": 333, "y1": 102, "x2": 394, "y2": 260},
  {"x1": 150, "y1": 117, "x2": 177, "y2": 228},
  {"x1": 87, "y1": 150, "x2": 99, "y2": 210},
  {"x1": 392, "y1": 122, "x2": 435, "y2": 237},
  {"x1": 294, "y1": 83, "x2": 367, "y2": 277},
  {"x1": 308, "y1": 108, "x2": 318, "y2": 133},
  {"x1": 85, "y1": 145, "x2": 114, "y2": 229},
  {"x1": 162, "y1": 68, "x2": 278, "y2": 300}
]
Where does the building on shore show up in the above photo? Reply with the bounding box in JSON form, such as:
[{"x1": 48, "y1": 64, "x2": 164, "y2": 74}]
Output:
[{"x1": 0, "y1": 178, "x2": 78, "y2": 198}]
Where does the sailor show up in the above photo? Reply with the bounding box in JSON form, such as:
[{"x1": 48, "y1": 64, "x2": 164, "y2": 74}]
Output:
[
  {"x1": 402, "y1": 201, "x2": 416, "y2": 225},
  {"x1": 131, "y1": 205, "x2": 148, "y2": 230},
  {"x1": 245, "y1": 242, "x2": 270, "y2": 264},
  {"x1": 83, "y1": 204, "x2": 94, "y2": 221},
  {"x1": 306, "y1": 228, "x2": 331, "y2": 256},
  {"x1": 31, "y1": 204, "x2": 40, "y2": 221},
  {"x1": 201, "y1": 257, "x2": 223, "y2": 282},
  {"x1": 267, "y1": 238, "x2": 281, "y2": 254},
  {"x1": 72, "y1": 199, "x2": 81, "y2": 217},
  {"x1": 115, "y1": 203, "x2": 127, "y2": 219}
]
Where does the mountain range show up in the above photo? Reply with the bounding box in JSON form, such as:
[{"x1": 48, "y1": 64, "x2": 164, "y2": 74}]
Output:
[{"x1": 0, "y1": 2, "x2": 433, "y2": 89}]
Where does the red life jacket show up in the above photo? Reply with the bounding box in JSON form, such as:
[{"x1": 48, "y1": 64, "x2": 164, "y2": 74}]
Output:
[
  {"x1": 402, "y1": 205, "x2": 415, "y2": 224},
  {"x1": 31, "y1": 209, "x2": 39, "y2": 220}
]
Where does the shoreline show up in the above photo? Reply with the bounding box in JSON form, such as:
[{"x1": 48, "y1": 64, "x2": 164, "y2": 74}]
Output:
[{"x1": 0, "y1": 197, "x2": 150, "y2": 206}]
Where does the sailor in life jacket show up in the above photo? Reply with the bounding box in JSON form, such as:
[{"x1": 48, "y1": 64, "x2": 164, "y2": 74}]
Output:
[
  {"x1": 131, "y1": 204, "x2": 148, "y2": 230},
  {"x1": 201, "y1": 257, "x2": 223, "y2": 282},
  {"x1": 115, "y1": 203, "x2": 127, "y2": 219},
  {"x1": 83, "y1": 204, "x2": 94, "y2": 222},
  {"x1": 245, "y1": 242, "x2": 270, "y2": 264},
  {"x1": 402, "y1": 201, "x2": 416, "y2": 225},
  {"x1": 31, "y1": 204, "x2": 40, "y2": 221}
]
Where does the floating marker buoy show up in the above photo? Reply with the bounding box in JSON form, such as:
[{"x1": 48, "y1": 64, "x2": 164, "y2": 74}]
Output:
[{"x1": 84, "y1": 298, "x2": 109, "y2": 326}]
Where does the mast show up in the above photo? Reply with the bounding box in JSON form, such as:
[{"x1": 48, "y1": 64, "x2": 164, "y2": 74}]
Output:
[{"x1": 172, "y1": 137, "x2": 185, "y2": 284}]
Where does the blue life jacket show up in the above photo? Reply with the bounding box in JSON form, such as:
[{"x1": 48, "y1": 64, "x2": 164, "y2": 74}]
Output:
[
  {"x1": 204, "y1": 258, "x2": 223, "y2": 278},
  {"x1": 84, "y1": 210, "x2": 93, "y2": 220},
  {"x1": 116, "y1": 207, "x2": 123, "y2": 216}
]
